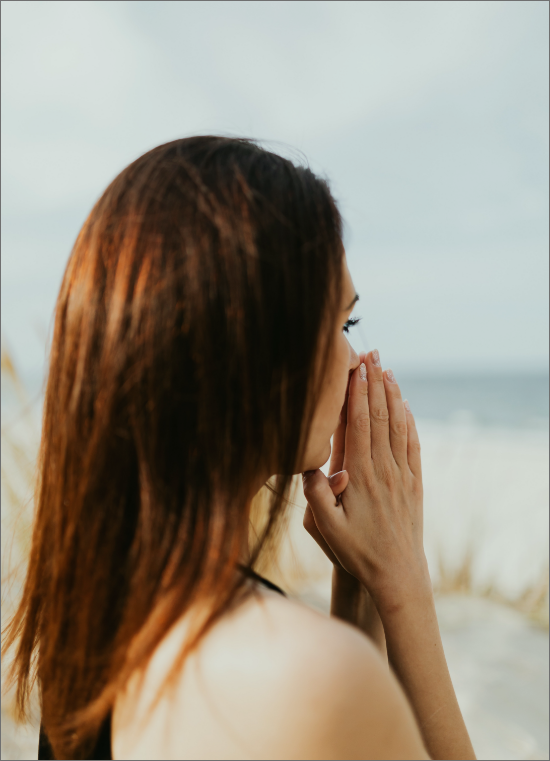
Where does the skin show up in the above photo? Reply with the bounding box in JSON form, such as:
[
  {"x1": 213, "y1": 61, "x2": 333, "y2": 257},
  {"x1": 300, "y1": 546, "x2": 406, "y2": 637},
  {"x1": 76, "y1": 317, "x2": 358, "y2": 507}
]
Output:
[
  {"x1": 113, "y1": 255, "x2": 476, "y2": 760},
  {"x1": 298, "y1": 258, "x2": 361, "y2": 472},
  {"x1": 301, "y1": 256, "x2": 475, "y2": 760}
]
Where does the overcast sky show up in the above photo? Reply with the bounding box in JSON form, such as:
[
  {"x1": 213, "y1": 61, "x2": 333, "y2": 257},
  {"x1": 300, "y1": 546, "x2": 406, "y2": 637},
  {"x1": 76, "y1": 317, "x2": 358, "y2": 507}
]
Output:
[{"x1": 2, "y1": 0, "x2": 548, "y2": 395}]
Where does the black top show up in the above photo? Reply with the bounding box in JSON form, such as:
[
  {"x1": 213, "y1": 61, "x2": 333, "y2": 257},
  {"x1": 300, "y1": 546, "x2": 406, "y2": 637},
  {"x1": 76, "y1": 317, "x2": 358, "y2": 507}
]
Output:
[{"x1": 38, "y1": 571, "x2": 286, "y2": 760}]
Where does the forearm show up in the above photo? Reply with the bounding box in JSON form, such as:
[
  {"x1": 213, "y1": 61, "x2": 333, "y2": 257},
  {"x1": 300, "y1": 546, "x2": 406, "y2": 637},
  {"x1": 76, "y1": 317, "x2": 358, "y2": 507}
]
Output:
[
  {"x1": 376, "y1": 579, "x2": 476, "y2": 761},
  {"x1": 330, "y1": 566, "x2": 387, "y2": 660}
]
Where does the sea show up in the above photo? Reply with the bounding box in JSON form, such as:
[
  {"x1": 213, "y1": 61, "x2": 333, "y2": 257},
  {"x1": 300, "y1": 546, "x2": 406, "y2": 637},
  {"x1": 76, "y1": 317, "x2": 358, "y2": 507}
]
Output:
[
  {"x1": 3, "y1": 367, "x2": 548, "y2": 430},
  {"x1": 398, "y1": 372, "x2": 548, "y2": 431}
]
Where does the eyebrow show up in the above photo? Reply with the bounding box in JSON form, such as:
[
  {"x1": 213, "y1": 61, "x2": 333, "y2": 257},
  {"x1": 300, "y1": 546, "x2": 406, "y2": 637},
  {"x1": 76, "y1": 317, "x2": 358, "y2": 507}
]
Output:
[{"x1": 343, "y1": 293, "x2": 359, "y2": 311}]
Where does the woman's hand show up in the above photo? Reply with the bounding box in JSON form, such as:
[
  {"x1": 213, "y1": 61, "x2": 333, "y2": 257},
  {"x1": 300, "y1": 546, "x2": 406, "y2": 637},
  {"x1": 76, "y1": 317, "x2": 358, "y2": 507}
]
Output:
[
  {"x1": 302, "y1": 350, "x2": 429, "y2": 615},
  {"x1": 304, "y1": 350, "x2": 477, "y2": 760},
  {"x1": 302, "y1": 391, "x2": 350, "y2": 569}
]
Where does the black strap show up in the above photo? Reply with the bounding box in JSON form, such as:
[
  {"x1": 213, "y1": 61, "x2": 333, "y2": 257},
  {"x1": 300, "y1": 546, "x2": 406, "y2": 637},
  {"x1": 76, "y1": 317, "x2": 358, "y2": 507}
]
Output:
[
  {"x1": 238, "y1": 565, "x2": 287, "y2": 596},
  {"x1": 38, "y1": 715, "x2": 111, "y2": 761},
  {"x1": 38, "y1": 569, "x2": 284, "y2": 759},
  {"x1": 38, "y1": 724, "x2": 54, "y2": 760}
]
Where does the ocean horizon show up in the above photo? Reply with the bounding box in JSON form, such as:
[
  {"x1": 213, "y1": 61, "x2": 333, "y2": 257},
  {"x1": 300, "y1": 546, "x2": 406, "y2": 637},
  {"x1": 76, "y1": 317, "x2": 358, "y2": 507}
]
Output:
[{"x1": 2, "y1": 367, "x2": 548, "y2": 432}]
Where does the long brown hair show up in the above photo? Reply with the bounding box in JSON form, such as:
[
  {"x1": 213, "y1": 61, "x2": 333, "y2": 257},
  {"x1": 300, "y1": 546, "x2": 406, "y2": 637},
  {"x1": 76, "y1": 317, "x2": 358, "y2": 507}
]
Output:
[{"x1": 2, "y1": 136, "x2": 344, "y2": 759}]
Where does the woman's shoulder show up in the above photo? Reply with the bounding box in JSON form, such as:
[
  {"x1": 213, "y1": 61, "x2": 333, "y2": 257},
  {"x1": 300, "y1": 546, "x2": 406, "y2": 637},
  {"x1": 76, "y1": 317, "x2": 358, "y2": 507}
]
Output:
[
  {"x1": 113, "y1": 584, "x2": 425, "y2": 760},
  {"x1": 173, "y1": 584, "x2": 388, "y2": 704}
]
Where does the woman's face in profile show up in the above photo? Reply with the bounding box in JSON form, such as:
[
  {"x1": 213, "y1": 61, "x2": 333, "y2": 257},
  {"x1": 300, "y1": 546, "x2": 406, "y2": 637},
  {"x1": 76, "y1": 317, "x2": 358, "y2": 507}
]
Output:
[{"x1": 299, "y1": 255, "x2": 360, "y2": 472}]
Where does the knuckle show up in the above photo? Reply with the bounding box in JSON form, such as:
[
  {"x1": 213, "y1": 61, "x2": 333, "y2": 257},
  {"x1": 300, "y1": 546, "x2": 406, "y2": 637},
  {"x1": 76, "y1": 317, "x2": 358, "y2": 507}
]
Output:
[
  {"x1": 392, "y1": 420, "x2": 408, "y2": 437},
  {"x1": 355, "y1": 412, "x2": 371, "y2": 432},
  {"x1": 357, "y1": 381, "x2": 369, "y2": 396},
  {"x1": 409, "y1": 441, "x2": 421, "y2": 455},
  {"x1": 386, "y1": 380, "x2": 401, "y2": 394},
  {"x1": 371, "y1": 406, "x2": 389, "y2": 425},
  {"x1": 303, "y1": 480, "x2": 324, "y2": 503}
]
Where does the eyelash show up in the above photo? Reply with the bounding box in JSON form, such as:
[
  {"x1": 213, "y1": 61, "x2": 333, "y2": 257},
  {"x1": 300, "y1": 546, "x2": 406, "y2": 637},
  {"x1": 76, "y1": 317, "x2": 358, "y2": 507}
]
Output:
[{"x1": 343, "y1": 316, "x2": 361, "y2": 334}]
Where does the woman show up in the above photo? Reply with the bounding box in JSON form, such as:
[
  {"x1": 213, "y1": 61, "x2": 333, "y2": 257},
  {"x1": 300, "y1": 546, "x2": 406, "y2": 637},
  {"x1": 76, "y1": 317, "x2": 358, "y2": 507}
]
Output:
[{"x1": 3, "y1": 136, "x2": 475, "y2": 760}]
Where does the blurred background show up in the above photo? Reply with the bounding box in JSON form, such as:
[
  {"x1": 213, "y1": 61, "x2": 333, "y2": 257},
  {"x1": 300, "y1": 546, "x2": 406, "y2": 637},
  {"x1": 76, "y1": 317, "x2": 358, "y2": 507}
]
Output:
[{"x1": 1, "y1": 2, "x2": 548, "y2": 759}]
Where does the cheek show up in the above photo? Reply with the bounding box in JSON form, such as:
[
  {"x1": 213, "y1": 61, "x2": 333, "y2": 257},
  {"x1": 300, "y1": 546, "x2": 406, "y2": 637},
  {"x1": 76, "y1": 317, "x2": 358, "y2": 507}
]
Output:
[
  {"x1": 298, "y1": 339, "x2": 350, "y2": 472},
  {"x1": 323, "y1": 339, "x2": 352, "y2": 425},
  {"x1": 334, "y1": 338, "x2": 352, "y2": 398}
]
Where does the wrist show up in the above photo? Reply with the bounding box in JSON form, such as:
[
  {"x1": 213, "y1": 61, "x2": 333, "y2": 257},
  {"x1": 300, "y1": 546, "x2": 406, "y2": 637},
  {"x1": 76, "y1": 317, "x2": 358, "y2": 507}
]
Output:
[
  {"x1": 331, "y1": 565, "x2": 367, "y2": 620},
  {"x1": 361, "y1": 560, "x2": 434, "y2": 620},
  {"x1": 373, "y1": 579, "x2": 435, "y2": 629},
  {"x1": 331, "y1": 566, "x2": 388, "y2": 657},
  {"x1": 332, "y1": 564, "x2": 362, "y2": 590}
]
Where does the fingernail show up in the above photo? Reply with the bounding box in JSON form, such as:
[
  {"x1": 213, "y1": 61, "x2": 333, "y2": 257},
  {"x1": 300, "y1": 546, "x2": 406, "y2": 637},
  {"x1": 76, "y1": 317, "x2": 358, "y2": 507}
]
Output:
[
  {"x1": 359, "y1": 363, "x2": 367, "y2": 381},
  {"x1": 328, "y1": 470, "x2": 346, "y2": 487},
  {"x1": 404, "y1": 399, "x2": 411, "y2": 412},
  {"x1": 386, "y1": 368, "x2": 396, "y2": 384},
  {"x1": 372, "y1": 349, "x2": 381, "y2": 367}
]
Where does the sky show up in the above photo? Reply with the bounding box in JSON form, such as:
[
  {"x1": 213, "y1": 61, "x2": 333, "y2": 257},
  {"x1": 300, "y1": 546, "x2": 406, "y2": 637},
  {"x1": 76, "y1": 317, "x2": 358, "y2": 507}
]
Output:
[{"x1": 2, "y1": 0, "x2": 549, "y2": 397}]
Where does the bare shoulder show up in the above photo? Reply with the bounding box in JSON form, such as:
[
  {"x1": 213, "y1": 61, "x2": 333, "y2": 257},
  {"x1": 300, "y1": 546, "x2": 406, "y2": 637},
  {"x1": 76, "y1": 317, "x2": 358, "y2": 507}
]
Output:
[
  {"x1": 113, "y1": 586, "x2": 429, "y2": 760},
  {"x1": 242, "y1": 589, "x2": 429, "y2": 760}
]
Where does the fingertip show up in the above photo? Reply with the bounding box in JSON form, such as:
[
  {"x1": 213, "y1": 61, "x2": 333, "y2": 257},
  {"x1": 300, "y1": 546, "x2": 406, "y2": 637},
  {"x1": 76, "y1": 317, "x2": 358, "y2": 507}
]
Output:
[
  {"x1": 350, "y1": 360, "x2": 368, "y2": 395},
  {"x1": 328, "y1": 469, "x2": 345, "y2": 484},
  {"x1": 340, "y1": 469, "x2": 350, "y2": 492},
  {"x1": 348, "y1": 360, "x2": 366, "y2": 389},
  {"x1": 403, "y1": 399, "x2": 412, "y2": 414},
  {"x1": 328, "y1": 469, "x2": 349, "y2": 493},
  {"x1": 370, "y1": 349, "x2": 381, "y2": 368}
]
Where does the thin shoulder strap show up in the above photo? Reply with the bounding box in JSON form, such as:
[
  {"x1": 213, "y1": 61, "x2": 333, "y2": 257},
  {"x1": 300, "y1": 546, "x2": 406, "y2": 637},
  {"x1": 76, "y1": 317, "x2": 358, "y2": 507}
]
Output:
[
  {"x1": 38, "y1": 724, "x2": 54, "y2": 760},
  {"x1": 38, "y1": 714, "x2": 112, "y2": 760},
  {"x1": 238, "y1": 565, "x2": 287, "y2": 596},
  {"x1": 38, "y1": 570, "x2": 284, "y2": 761}
]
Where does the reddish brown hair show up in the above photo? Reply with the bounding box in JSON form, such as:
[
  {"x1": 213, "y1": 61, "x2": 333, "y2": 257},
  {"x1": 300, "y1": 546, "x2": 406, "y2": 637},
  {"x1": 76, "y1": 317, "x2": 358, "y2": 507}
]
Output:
[{"x1": 2, "y1": 136, "x2": 344, "y2": 759}]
